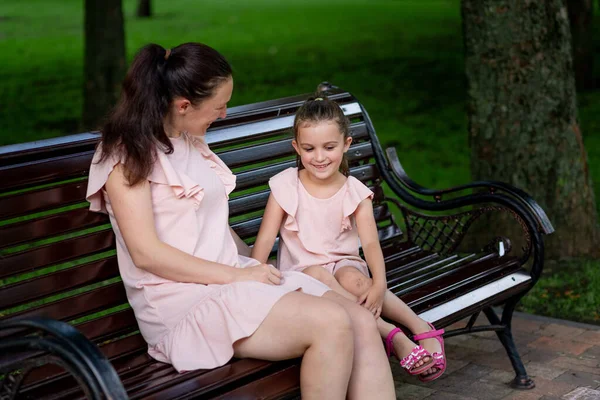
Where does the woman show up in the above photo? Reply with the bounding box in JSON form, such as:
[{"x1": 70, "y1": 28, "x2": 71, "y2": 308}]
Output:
[{"x1": 86, "y1": 42, "x2": 395, "y2": 399}]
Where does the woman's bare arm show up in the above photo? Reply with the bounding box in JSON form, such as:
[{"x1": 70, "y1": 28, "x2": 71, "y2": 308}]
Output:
[{"x1": 106, "y1": 164, "x2": 280, "y2": 285}]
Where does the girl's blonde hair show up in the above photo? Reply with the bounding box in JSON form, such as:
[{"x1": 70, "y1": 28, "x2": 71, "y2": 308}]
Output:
[{"x1": 292, "y1": 95, "x2": 351, "y2": 176}]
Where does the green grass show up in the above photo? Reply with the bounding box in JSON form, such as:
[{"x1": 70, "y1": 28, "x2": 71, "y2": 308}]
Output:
[
  {"x1": 0, "y1": 0, "x2": 598, "y2": 324},
  {"x1": 517, "y1": 259, "x2": 600, "y2": 325}
]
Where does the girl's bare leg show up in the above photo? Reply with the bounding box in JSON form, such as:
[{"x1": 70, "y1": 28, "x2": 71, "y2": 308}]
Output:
[
  {"x1": 322, "y1": 291, "x2": 396, "y2": 400},
  {"x1": 335, "y1": 266, "x2": 441, "y2": 374},
  {"x1": 303, "y1": 266, "x2": 357, "y2": 301},
  {"x1": 233, "y1": 291, "x2": 353, "y2": 400}
]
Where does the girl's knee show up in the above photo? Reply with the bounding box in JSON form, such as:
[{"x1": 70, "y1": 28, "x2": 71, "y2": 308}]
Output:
[{"x1": 338, "y1": 271, "x2": 372, "y2": 295}]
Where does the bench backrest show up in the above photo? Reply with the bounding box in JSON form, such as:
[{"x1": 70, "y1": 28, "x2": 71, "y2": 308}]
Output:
[{"x1": 0, "y1": 86, "x2": 402, "y2": 378}]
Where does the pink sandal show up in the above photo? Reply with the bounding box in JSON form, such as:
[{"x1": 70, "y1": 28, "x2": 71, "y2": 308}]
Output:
[
  {"x1": 385, "y1": 327, "x2": 435, "y2": 375},
  {"x1": 412, "y1": 322, "x2": 446, "y2": 382}
]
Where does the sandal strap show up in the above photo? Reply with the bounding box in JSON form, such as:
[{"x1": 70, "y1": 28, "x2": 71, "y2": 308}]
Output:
[
  {"x1": 413, "y1": 328, "x2": 445, "y2": 341},
  {"x1": 385, "y1": 327, "x2": 403, "y2": 358}
]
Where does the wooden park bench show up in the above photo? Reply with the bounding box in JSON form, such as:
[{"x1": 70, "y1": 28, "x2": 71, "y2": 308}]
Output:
[{"x1": 0, "y1": 83, "x2": 554, "y2": 399}]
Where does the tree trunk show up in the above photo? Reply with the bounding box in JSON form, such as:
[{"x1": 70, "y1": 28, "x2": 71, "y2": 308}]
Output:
[
  {"x1": 83, "y1": 0, "x2": 126, "y2": 130},
  {"x1": 462, "y1": 0, "x2": 599, "y2": 259},
  {"x1": 566, "y1": 0, "x2": 594, "y2": 89},
  {"x1": 137, "y1": 0, "x2": 152, "y2": 18}
]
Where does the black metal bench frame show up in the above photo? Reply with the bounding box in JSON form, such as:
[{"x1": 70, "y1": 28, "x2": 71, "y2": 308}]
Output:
[{"x1": 0, "y1": 82, "x2": 553, "y2": 399}]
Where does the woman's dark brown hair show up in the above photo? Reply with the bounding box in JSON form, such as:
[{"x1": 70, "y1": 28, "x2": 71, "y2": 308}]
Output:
[
  {"x1": 99, "y1": 42, "x2": 232, "y2": 185},
  {"x1": 293, "y1": 95, "x2": 351, "y2": 176}
]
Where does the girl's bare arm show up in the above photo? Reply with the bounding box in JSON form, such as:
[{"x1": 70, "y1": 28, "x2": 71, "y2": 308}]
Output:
[
  {"x1": 251, "y1": 193, "x2": 285, "y2": 264},
  {"x1": 355, "y1": 198, "x2": 387, "y2": 286}
]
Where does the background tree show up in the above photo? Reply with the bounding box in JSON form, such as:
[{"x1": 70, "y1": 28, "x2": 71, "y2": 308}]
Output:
[
  {"x1": 461, "y1": 0, "x2": 599, "y2": 259},
  {"x1": 137, "y1": 0, "x2": 152, "y2": 18},
  {"x1": 566, "y1": 0, "x2": 594, "y2": 89},
  {"x1": 83, "y1": 0, "x2": 126, "y2": 130}
]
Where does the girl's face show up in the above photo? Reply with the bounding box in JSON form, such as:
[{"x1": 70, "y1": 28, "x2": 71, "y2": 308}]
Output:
[
  {"x1": 292, "y1": 121, "x2": 352, "y2": 181},
  {"x1": 179, "y1": 77, "x2": 233, "y2": 136}
]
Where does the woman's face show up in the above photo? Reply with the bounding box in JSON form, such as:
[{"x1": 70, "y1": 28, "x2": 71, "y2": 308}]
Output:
[{"x1": 183, "y1": 77, "x2": 233, "y2": 136}]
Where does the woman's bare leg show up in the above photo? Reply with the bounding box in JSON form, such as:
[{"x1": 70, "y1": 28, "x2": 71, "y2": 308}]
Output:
[
  {"x1": 323, "y1": 291, "x2": 395, "y2": 400},
  {"x1": 233, "y1": 291, "x2": 354, "y2": 400},
  {"x1": 335, "y1": 266, "x2": 439, "y2": 373}
]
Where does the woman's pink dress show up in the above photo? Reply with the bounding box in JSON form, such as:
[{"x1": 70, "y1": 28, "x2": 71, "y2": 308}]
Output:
[
  {"x1": 269, "y1": 167, "x2": 374, "y2": 276},
  {"x1": 86, "y1": 134, "x2": 329, "y2": 372}
]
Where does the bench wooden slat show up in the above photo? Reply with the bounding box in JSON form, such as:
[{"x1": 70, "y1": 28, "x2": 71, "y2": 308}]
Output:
[
  {"x1": 220, "y1": 122, "x2": 369, "y2": 168},
  {"x1": 205, "y1": 102, "x2": 363, "y2": 147},
  {"x1": 0, "y1": 229, "x2": 114, "y2": 279},
  {"x1": 0, "y1": 257, "x2": 119, "y2": 310},
  {"x1": 215, "y1": 364, "x2": 301, "y2": 400},
  {"x1": 0, "y1": 207, "x2": 109, "y2": 251},
  {"x1": 0, "y1": 151, "x2": 94, "y2": 192},
  {"x1": 6, "y1": 282, "x2": 127, "y2": 325},
  {"x1": 0, "y1": 180, "x2": 89, "y2": 220}
]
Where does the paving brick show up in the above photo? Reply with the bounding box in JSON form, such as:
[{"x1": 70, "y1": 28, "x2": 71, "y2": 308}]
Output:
[
  {"x1": 582, "y1": 345, "x2": 600, "y2": 359},
  {"x1": 562, "y1": 387, "x2": 600, "y2": 400},
  {"x1": 549, "y1": 356, "x2": 600, "y2": 375},
  {"x1": 500, "y1": 391, "x2": 542, "y2": 400},
  {"x1": 462, "y1": 351, "x2": 515, "y2": 372},
  {"x1": 445, "y1": 358, "x2": 470, "y2": 375},
  {"x1": 572, "y1": 330, "x2": 600, "y2": 346},
  {"x1": 522, "y1": 362, "x2": 566, "y2": 380},
  {"x1": 426, "y1": 372, "x2": 473, "y2": 392},
  {"x1": 553, "y1": 370, "x2": 600, "y2": 388},
  {"x1": 521, "y1": 348, "x2": 560, "y2": 364},
  {"x1": 424, "y1": 391, "x2": 477, "y2": 400},
  {"x1": 511, "y1": 318, "x2": 546, "y2": 334},
  {"x1": 537, "y1": 323, "x2": 587, "y2": 339},
  {"x1": 451, "y1": 336, "x2": 505, "y2": 353},
  {"x1": 520, "y1": 376, "x2": 577, "y2": 397},
  {"x1": 461, "y1": 380, "x2": 513, "y2": 399},
  {"x1": 482, "y1": 369, "x2": 516, "y2": 385},
  {"x1": 527, "y1": 337, "x2": 593, "y2": 356},
  {"x1": 394, "y1": 383, "x2": 435, "y2": 399},
  {"x1": 455, "y1": 363, "x2": 495, "y2": 379},
  {"x1": 445, "y1": 343, "x2": 482, "y2": 361}
]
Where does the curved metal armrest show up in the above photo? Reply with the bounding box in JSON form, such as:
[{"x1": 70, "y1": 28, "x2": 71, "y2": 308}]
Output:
[
  {"x1": 0, "y1": 317, "x2": 127, "y2": 400},
  {"x1": 385, "y1": 147, "x2": 554, "y2": 235}
]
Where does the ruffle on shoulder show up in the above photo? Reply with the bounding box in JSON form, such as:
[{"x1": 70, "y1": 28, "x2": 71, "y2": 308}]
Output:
[
  {"x1": 86, "y1": 144, "x2": 125, "y2": 213},
  {"x1": 268, "y1": 167, "x2": 300, "y2": 232},
  {"x1": 148, "y1": 150, "x2": 205, "y2": 203},
  {"x1": 86, "y1": 135, "x2": 237, "y2": 214},
  {"x1": 188, "y1": 134, "x2": 236, "y2": 198},
  {"x1": 341, "y1": 176, "x2": 374, "y2": 232}
]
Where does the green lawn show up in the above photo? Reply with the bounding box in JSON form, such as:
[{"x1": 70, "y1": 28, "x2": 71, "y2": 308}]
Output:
[{"x1": 0, "y1": 0, "x2": 598, "y2": 324}]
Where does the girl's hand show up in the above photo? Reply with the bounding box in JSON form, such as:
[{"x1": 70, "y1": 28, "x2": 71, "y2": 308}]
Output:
[
  {"x1": 236, "y1": 263, "x2": 283, "y2": 285},
  {"x1": 358, "y1": 281, "x2": 386, "y2": 319}
]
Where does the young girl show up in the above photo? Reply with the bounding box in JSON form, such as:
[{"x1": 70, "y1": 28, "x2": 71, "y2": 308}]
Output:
[{"x1": 252, "y1": 96, "x2": 446, "y2": 381}]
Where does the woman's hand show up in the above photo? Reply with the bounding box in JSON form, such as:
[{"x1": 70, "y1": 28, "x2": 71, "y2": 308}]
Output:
[
  {"x1": 236, "y1": 263, "x2": 283, "y2": 285},
  {"x1": 358, "y1": 280, "x2": 386, "y2": 319}
]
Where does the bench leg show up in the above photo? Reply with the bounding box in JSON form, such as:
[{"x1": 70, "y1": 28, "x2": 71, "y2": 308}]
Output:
[{"x1": 483, "y1": 302, "x2": 535, "y2": 390}]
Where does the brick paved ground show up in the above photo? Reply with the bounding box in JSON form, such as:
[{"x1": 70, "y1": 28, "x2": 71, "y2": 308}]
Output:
[{"x1": 392, "y1": 312, "x2": 600, "y2": 400}]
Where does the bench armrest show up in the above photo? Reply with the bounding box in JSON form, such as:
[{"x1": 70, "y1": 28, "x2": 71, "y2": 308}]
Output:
[
  {"x1": 385, "y1": 147, "x2": 554, "y2": 235},
  {"x1": 0, "y1": 317, "x2": 127, "y2": 400}
]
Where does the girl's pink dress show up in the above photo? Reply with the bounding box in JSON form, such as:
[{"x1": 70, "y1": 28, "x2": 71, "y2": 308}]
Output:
[
  {"x1": 86, "y1": 134, "x2": 329, "y2": 372},
  {"x1": 269, "y1": 167, "x2": 374, "y2": 276}
]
